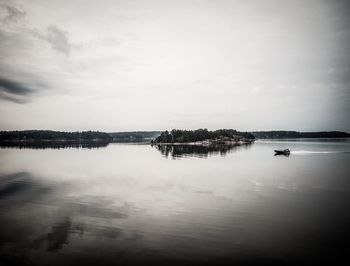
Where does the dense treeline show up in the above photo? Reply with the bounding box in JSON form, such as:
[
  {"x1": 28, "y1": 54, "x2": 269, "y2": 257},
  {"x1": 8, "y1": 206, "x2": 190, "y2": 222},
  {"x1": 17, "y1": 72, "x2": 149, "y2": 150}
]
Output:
[
  {"x1": 0, "y1": 130, "x2": 112, "y2": 142},
  {"x1": 153, "y1": 129, "x2": 255, "y2": 143},
  {"x1": 251, "y1": 131, "x2": 350, "y2": 139}
]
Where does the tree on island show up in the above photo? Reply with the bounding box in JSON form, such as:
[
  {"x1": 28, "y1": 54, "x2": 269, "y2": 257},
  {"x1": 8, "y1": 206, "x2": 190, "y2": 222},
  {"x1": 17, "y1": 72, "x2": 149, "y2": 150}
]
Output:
[{"x1": 153, "y1": 129, "x2": 255, "y2": 143}]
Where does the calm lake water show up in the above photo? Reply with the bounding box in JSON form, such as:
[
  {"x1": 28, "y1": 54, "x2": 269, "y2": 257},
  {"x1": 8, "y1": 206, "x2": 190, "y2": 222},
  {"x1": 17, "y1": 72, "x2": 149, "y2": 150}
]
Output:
[{"x1": 0, "y1": 140, "x2": 350, "y2": 265}]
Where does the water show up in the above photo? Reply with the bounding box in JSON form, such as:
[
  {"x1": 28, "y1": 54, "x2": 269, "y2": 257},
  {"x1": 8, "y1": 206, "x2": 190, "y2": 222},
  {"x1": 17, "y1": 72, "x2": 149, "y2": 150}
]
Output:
[{"x1": 0, "y1": 140, "x2": 349, "y2": 265}]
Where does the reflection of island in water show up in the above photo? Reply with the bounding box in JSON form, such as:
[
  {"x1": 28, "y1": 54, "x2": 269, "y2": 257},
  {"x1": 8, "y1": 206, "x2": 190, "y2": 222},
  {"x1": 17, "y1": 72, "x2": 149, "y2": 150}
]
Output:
[
  {"x1": 153, "y1": 143, "x2": 252, "y2": 158},
  {"x1": 0, "y1": 141, "x2": 109, "y2": 150}
]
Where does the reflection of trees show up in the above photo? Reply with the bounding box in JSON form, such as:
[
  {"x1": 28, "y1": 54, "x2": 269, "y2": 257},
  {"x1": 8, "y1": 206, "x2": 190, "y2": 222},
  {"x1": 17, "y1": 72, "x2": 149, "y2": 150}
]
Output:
[
  {"x1": 0, "y1": 141, "x2": 109, "y2": 150},
  {"x1": 153, "y1": 143, "x2": 252, "y2": 158}
]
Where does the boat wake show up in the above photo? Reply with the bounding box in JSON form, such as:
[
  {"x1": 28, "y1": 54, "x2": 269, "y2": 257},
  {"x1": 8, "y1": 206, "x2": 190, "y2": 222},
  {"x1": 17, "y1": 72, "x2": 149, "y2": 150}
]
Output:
[{"x1": 292, "y1": 150, "x2": 350, "y2": 155}]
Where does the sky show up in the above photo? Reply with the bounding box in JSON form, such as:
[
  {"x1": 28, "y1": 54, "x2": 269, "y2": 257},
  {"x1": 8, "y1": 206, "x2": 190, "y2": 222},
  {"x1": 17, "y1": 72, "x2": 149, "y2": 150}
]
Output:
[{"x1": 0, "y1": 0, "x2": 349, "y2": 132}]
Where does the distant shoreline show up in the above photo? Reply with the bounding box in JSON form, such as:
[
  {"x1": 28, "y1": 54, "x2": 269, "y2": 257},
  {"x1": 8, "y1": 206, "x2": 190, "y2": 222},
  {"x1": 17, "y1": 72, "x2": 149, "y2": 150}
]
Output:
[
  {"x1": 0, "y1": 130, "x2": 349, "y2": 147},
  {"x1": 251, "y1": 131, "x2": 350, "y2": 139}
]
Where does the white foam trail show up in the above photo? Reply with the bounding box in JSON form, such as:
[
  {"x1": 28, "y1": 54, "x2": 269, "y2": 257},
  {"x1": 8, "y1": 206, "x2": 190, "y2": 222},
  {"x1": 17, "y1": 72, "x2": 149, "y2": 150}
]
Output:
[{"x1": 292, "y1": 150, "x2": 350, "y2": 155}]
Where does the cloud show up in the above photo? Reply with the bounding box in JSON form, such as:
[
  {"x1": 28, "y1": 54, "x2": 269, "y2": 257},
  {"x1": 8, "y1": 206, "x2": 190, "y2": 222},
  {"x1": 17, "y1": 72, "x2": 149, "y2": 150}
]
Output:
[
  {"x1": 1, "y1": 4, "x2": 26, "y2": 24},
  {"x1": 46, "y1": 25, "x2": 71, "y2": 54},
  {"x1": 1, "y1": 5, "x2": 71, "y2": 55},
  {"x1": 0, "y1": 92, "x2": 27, "y2": 104},
  {"x1": 30, "y1": 25, "x2": 72, "y2": 55},
  {"x1": 0, "y1": 77, "x2": 33, "y2": 95},
  {"x1": 0, "y1": 26, "x2": 50, "y2": 103},
  {"x1": 0, "y1": 76, "x2": 44, "y2": 103},
  {"x1": 0, "y1": 5, "x2": 69, "y2": 104}
]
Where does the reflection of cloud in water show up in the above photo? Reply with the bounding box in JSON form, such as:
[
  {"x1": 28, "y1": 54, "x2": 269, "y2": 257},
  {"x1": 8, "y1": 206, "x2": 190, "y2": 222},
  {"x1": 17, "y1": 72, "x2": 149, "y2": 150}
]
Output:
[
  {"x1": 0, "y1": 172, "x2": 52, "y2": 204},
  {"x1": 66, "y1": 202, "x2": 128, "y2": 219},
  {"x1": 30, "y1": 217, "x2": 129, "y2": 252},
  {"x1": 153, "y1": 143, "x2": 252, "y2": 158},
  {"x1": 0, "y1": 172, "x2": 33, "y2": 198},
  {"x1": 0, "y1": 172, "x2": 137, "y2": 262},
  {"x1": 31, "y1": 217, "x2": 72, "y2": 252},
  {"x1": 0, "y1": 172, "x2": 57, "y2": 251}
]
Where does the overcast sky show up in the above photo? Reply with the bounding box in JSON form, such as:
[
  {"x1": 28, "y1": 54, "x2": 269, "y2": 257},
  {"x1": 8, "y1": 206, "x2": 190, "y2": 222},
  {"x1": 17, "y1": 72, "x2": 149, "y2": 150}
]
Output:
[{"x1": 0, "y1": 0, "x2": 349, "y2": 132}]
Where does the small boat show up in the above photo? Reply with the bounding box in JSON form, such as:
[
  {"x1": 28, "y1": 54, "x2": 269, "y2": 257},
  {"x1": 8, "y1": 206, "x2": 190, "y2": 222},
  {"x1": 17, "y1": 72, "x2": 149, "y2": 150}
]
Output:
[{"x1": 274, "y1": 149, "x2": 290, "y2": 155}]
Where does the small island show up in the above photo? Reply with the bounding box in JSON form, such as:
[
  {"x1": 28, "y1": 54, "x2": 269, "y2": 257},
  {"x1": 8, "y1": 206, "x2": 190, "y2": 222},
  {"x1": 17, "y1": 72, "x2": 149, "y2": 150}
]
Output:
[{"x1": 151, "y1": 129, "x2": 255, "y2": 146}]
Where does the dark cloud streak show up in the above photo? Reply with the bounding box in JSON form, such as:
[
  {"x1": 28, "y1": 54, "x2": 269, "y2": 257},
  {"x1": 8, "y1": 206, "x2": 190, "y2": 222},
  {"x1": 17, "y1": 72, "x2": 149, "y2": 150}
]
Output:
[
  {"x1": 0, "y1": 77, "x2": 41, "y2": 103},
  {"x1": 0, "y1": 77, "x2": 34, "y2": 95}
]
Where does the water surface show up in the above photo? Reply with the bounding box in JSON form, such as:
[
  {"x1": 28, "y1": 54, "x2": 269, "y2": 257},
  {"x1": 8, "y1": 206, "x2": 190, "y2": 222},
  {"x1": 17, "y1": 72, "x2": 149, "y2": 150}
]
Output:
[{"x1": 0, "y1": 140, "x2": 349, "y2": 265}]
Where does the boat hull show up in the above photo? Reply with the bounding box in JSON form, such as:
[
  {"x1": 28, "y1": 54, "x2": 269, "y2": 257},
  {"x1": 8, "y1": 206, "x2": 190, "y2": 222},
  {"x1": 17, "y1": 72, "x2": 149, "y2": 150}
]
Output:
[{"x1": 274, "y1": 149, "x2": 290, "y2": 155}]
